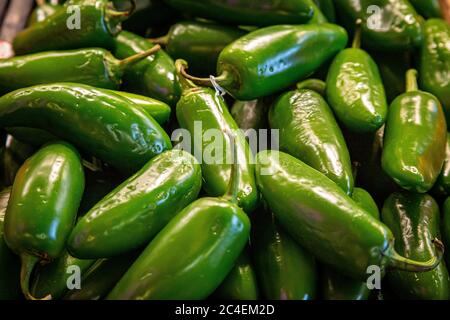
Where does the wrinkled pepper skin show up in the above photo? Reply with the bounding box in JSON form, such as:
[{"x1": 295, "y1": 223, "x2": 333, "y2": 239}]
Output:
[
  {"x1": 434, "y1": 134, "x2": 450, "y2": 196},
  {"x1": 252, "y1": 208, "x2": 317, "y2": 300},
  {"x1": 214, "y1": 249, "x2": 259, "y2": 300},
  {"x1": 13, "y1": 0, "x2": 126, "y2": 55},
  {"x1": 382, "y1": 192, "x2": 450, "y2": 300},
  {"x1": 0, "y1": 83, "x2": 172, "y2": 174},
  {"x1": 107, "y1": 197, "x2": 250, "y2": 300},
  {"x1": 269, "y1": 88, "x2": 353, "y2": 194},
  {"x1": 313, "y1": 0, "x2": 336, "y2": 22},
  {"x1": 443, "y1": 198, "x2": 450, "y2": 267},
  {"x1": 68, "y1": 150, "x2": 201, "y2": 259},
  {"x1": 216, "y1": 24, "x2": 348, "y2": 100},
  {"x1": 28, "y1": 1, "x2": 62, "y2": 26},
  {"x1": 351, "y1": 187, "x2": 380, "y2": 219},
  {"x1": 0, "y1": 188, "x2": 20, "y2": 300},
  {"x1": 334, "y1": 0, "x2": 423, "y2": 51},
  {"x1": 255, "y1": 150, "x2": 443, "y2": 280},
  {"x1": 113, "y1": 31, "x2": 181, "y2": 106},
  {"x1": 419, "y1": 19, "x2": 450, "y2": 124},
  {"x1": 382, "y1": 70, "x2": 447, "y2": 193},
  {"x1": 165, "y1": 0, "x2": 315, "y2": 26},
  {"x1": 409, "y1": 0, "x2": 443, "y2": 18}
]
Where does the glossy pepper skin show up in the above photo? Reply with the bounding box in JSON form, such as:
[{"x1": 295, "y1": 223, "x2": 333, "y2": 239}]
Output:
[
  {"x1": 68, "y1": 150, "x2": 202, "y2": 259},
  {"x1": 0, "y1": 83, "x2": 172, "y2": 174},
  {"x1": 269, "y1": 88, "x2": 353, "y2": 195},
  {"x1": 4, "y1": 142, "x2": 85, "y2": 300},
  {"x1": 419, "y1": 19, "x2": 450, "y2": 124},
  {"x1": 165, "y1": 0, "x2": 315, "y2": 26},
  {"x1": 154, "y1": 21, "x2": 245, "y2": 77},
  {"x1": 27, "y1": 0, "x2": 62, "y2": 26},
  {"x1": 326, "y1": 23, "x2": 388, "y2": 133},
  {"x1": 252, "y1": 207, "x2": 317, "y2": 300},
  {"x1": 382, "y1": 70, "x2": 447, "y2": 193},
  {"x1": 13, "y1": 0, "x2": 129, "y2": 55},
  {"x1": 382, "y1": 192, "x2": 450, "y2": 300},
  {"x1": 113, "y1": 31, "x2": 181, "y2": 107},
  {"x1": 409, "y1": 0, "x2": 443, "y2": 18},
  {"x1": 255, "y1": 150, "x2": 444, "y2": 280},
  {"x1": 176, "y1": 60, "x2": 258, "y2": 213},
  {"x1": 231, "y1": 99, "x2": 269, "y2": 134},
  {"x1": 334, "y1": 0, "x2": 423, "y2": 51},
  {"x1": 351, "y1": 187, "x2": 380, "y2": 219},
  {"x1": 443, "y1": 198, "x2": 450, "y2": 267}
]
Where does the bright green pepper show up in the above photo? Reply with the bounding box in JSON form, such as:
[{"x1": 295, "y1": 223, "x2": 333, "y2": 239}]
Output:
[
  {"x1": 409, "y1": 0, "x2": 443, "y2": 18},
  {"x1": 351, "y1": 187, "x2": 380, "y2": 219},
  {"x1": 68, "y1": 150, "x2": 201, "y2": 258},
  {"x1": 181, "y1": 24, "x2": 348, "y2": 100},
  {"x1": 269, "y1": 87, "x2": 354, "y2": 195},
  {"x1": 27, "y1": 0, "x2": 62, "y2": 26},
  {"x1": 0, "y1": 83, "x2": 172, "y2": 174},
  {"x1": 443, "y1": 198, "x2": 450, "y2": 267},
  {"x1": 113, "y1": 31, "x2": 181, "y2": 106},
  {"x1": 334, "y1": 0, "x2": 423, "y2": 50},
  {"x1": 382, "y1": 70, "x2": 447, "y2": 193},
  {"x1": 164, "y1": 0, "x2": 315, "y2": 26},
  {"x1": 252, "y1": 207, "x2": 317, "y2": 300},
  {"x1": 313, "y1": 0, "x2": 336, "y2": 22},
  {"x1": 382, "y1": 192, "x2": 450, "y2": 300},
  {"x1": 4, "y1": 142, "x2": 85, "y2": 300},
  {"x1": 13, "y1": 0, "x2": 131, "y2": 55},
  {"x1": 419, "y1": 19, "x2": 450, "y2": 124},
  {"x1": 326, "y1": 21, "x2": 388, "y2": 133},
  {"x1": 255, "y1": 150, "x2": 444, "y2": 280}
]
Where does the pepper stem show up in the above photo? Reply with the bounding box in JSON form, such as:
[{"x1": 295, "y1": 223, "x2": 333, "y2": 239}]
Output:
[
  {"x1": 296, "y1": 79, "x2": 327, "y2": 96},
  {"x1": 177, "y1": 61, "x2": 230, "y2": 88},
  {"x1": 384, "y1": 238, "x2": 444, "y2": 272},
  {"x1": 118, "y1": 45, "x2": 161, "y2": 68},
  {"x1": 20, "y1": 254, "x2": 51, "y2": 300},
  {"x1": 406, "y1": 69, "x2": 419, "y2": 92},
  {"x1": 175, "y1": 59, "x2": 200, "y2": 91},
  {"x1": 223, "y1": 132, "x2": 240, "y2": 205},
  {"x1": 149, "y1": 35, "x2": 170, "y2": 46},
  {"x1": 352, "y1": 19, "x2": 363, "y2": 49}
]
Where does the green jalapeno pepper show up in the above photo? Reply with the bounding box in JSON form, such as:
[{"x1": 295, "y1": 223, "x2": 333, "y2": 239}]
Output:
[
  {"x1": 0, "y1": 83, "x2": 172, "y2": 174},
  {"x1": 0, "y1": 46, "x2": 160, "y2": 94},
  {"x1": 231, "y1": 100, "x2": 269, "y2": 133},
  {"x1": 175, "y1": 60, "x2": 258, "y2": 213},
  {"x1": 351, "y1": 187, "x2": 380, "y2": 219},
  {"x1": 326, "y1": 21, "x2": 388, "y2": 133},
  {"x1": 4, "y1": 129, "x2": 57, "y2": 149},
  {"x1": 255, "y1": 150, "x2": 444, "y2": 280},
  {"x1": 313, "y1": 0, "x2": 336, "y2": 22},
  {"x1": 382, "y1": 192, "x2": 450, "y2": 300},
  {"x1": 252, "y1": 206, "x2": 317, "y2": 300},
  {"x1": 68, "y1": 149, "x2": 201, "y2": 259},
  {"x1": 269, "y1": 86, "x2": 353, "y2": 195},
  {"x1": 296, "y1": 78, "x2": 326, "y2": 96},
  {"x1": 113, "y1": 31, "x2": 181, "y2": 106},
  {"x1": 28, "y1": 0, "x2": 62, "y2": 26},
  {"x1": 419, "y1": 19, "x2": 450, "y2": 124},
  {"x1": 443, "y1": 198, "x2": 450, "y2": 267},
  {"x1": 181, "y1": 24, "x2": 348, "y2": 100},
  {"x1": 4, "y1": 142, "x2": 85, "y2": 300},
  {"x1": 382, "y1": 70, "x2": 447, "y2": 193},
  {"x1": 409, "y1": 0, "x2": 443, "y2": 18},
  {"x1": 13, "y1": 0, "x2": 132, "y2": 55},
  {"x1": 434, "y1": 134, "x2": 450, "y2": 196},
  {"x1": 1, "y1": 136, "x2": 36, "y2": 186}
]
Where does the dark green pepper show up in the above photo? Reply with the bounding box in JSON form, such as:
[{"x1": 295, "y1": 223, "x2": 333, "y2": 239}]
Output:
[
  {"x1": 409, "y1": 0, "x2": 443, "y2": 18},
  {"x1": 68, "y1": 150, "x2": 201, "y2": 258},
  {"x1": 255, "y1": 150, "x2": 444, "y2": 280},
  {"x1": 175, "y1": 60, "x2": 258, "y2": 213},
  {"x1": 113, "y1": 31, "x2": 181, "y2": 106},
  {"x1": 1, "y1": 136, "x2": 36, "y2": 186},
  {"x1": 27, "y1": 0, "x2": 62, "y2": 26},
  {"x1": 326, "y1": 21, "x2": 388, "y2": 133},
  {"x1": 0, "y1": 83, "x2": 172, "y2": 174},
  {"x1": 434, "y1": 134, "x2": 450, "y2": 196},
  {"x1": 4, "y1": 129, "x2": 57, "y2": 149},
  {"x1": 13, "y1": 0, "x2": 132, "y2": 55},
  {"x1": 351, "y1": 187, "x2": 380, "y2": 219},
  {"x1": 313, "y1": 0, "x2": 336, "y2": 22},
  {"x1": 252, "y1": 207, "x2": 317, "y2": 300},
  {"x1": 4, "y1": 142, "x2": 85, "y2": 300},
  {"x1": 230, "y1": 99, "x2": 269, "y2": 133},
  {"x1": 181, "y1": 24, "x2": 348, "y2": 100},
  {"x1": 382, "y1": 69, "x2": 447, "y2": 193},
  {"x1": 164, "y1": 0, "x2": 315, "y2": 26},
  {"x1": 382, "y1": 192, "x2": 450, "y2": 300},
  {"x1": 419, "y1": 19, "x2": 450, "y2": 124},
  {"x1": 443, "y1": 198, "x2": 450, "y2": 267}
]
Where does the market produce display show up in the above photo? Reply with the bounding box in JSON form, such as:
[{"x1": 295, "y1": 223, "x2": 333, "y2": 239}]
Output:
[{"x1": 0, "y1": 0, "x2": 449, "y2": 301}]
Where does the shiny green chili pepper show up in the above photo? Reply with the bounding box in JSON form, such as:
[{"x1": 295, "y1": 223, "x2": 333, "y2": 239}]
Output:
[
  {"x1": 409, "y1": 0, "x2": 443, "y2": 18},
  {"x1": 313, "y1": 0, "x2": 336, "y2": 22},
  {"x1": 434, "y1": 134, "x2": 450, "y2": 196},
  {"x1": 252, "y1": 207, "x2": 317, "y2": 300},
  {"x1": 152, "y1": 21, "x2": 246, "y2": 77},
  {"x1": 334, "y1": 0, "x2": 423, "y2": 50},
  {"x1": 164, "y1": 0, "x2": 315, "y2": 26},
  {"x1": 382, "y1": 192, "x2": 450, "y2": 300},
  {"x1": 0, "y1": 187, "x2": 20, "y2": 300},
  {"x1": 419, "y1": 19, "x2": 450, "y2": 124},
  {"x1": 296, "y1": 78, "x2": 326, "y2": 96},
  {"x1": 0, "y1": 46, "x2": 160, "y2": 94},
  {"x1": 68, "y1": 149, "x2": 202, "y2": 259},
  {"x1": 326, "y1": 21, "x2": 388, "y2": 133},
  {"x1": 351, "y1": 187, "x2": 380, "y2": 219},
  {"x1": 13, "y1": 0, "x2": 132, "y2": 55},
  {"x1": 443, "y1": 198, "x2": 450, "y2": 267},
  {"x1": 231, "y1": 99, "x2": 269, "y2": 132},
  {"x1": 0, "y1": 83, "x2": 172, "y2": 174},
  {"x1": 27, "y1": 0, "x2": 62, "y2": 26},
  {"x1": 382, "y1": 69, "x2": 447, "y2": 193},
  {"x1": 255, "y1": 150, "x2": 444, "y2": 280},
  {"x1": 269, "y1": 87, "x2": 354, "y2": 195},
  {"x1": 308, "y1": 1, "x2": 328, "y2": 23},
  {"x1": 4, "y1": 142, "x2": 85, "y2": 300},
  {"x1": 175, "y1": 60, "x2": 258, "y2": 213},
  {"x1": 181, "y1": 24, "x2": 348, "y2": 100},
  {"x1": 113, "y1": 31, "x2": 181, "y2": 106}
]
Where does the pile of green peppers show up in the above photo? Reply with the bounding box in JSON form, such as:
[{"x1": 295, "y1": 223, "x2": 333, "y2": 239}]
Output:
[{"x1": 0, "y1": 0, "x2": 449, "y2": 301}]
